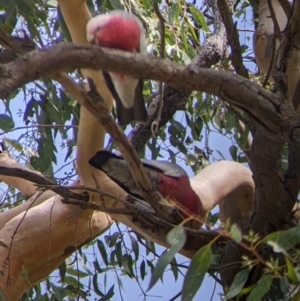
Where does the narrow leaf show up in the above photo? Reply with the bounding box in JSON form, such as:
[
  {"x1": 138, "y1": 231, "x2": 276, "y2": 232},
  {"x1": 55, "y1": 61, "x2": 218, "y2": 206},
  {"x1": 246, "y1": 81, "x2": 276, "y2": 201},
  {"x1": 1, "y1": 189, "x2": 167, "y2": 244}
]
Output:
[
  {"x1": 148, "y1": 227, "x2": 186, "y2": 291},
  {"x1": 130, "y1": 235, "x2": 139, "y2": 260},
  {"x1": 230, "y1": 224, "x2": 242, "y2": 243},
  {"x1": 0, "y1": 241, "x2": 8, "y2": 249},
  {"x1": 285, "y1": 257, "x2": 299, "y2": 283},
  {"x1": 181, "y1": 244, "x2": 211, "y2": 301},
  {"x1": 140, "y1": 260, "x2": 146, "y2": 280},
  {"x1": 0, "y1": 114, "x2": 14, "y2": 131},
  {"x1": 225, "y1": 268, "x2": 250, "y2": 300},
  {"x1": 265, "y1": 225, "x2": 300, "y2": 253},
  {"x1": 92, "y1": 274, "x2": 104, "y2": 297},
  {"x1": 0, "y1": 290, "x2": 8, "y2": 301},
  {"x1": 97, "y1": 240, "x2": 108, "y2": 266},
  {"x1": 58, "y1": 261, "x2": 66, "y2": 282},
  {"x1": 115, "y1": 242, "x2": 123, "y2": 267},
  {"x1": 246, "y1": 274, "x2": 273, "y2": 301}
]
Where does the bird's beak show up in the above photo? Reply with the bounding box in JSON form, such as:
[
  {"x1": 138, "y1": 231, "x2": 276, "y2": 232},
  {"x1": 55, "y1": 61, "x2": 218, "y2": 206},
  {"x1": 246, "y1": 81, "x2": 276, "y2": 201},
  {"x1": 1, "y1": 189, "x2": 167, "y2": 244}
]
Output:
[{"x1": 86, "y1": 32, "x2": 96, "y2": 44}]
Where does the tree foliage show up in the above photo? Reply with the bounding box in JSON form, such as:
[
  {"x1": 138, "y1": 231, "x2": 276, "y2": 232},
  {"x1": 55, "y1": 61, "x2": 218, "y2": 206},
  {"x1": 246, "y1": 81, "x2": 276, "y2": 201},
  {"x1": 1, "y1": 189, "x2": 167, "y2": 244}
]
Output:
[{"x1": 1, "y1": 0, "x2": 300, "y2": 300}]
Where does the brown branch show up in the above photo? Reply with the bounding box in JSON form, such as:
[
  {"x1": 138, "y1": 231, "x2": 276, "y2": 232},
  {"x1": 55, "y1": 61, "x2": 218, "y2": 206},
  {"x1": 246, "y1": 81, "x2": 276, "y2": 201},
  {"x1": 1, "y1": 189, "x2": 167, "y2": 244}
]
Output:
[
  {"x1": 275, "y1": 0, "x2": 300, "y2": 95},
  {"x1": 0, "y1": 43, "x2": 298, "y2": 136},
  {"x1": 217, "y1": 0, "x2": 248, "y2": 78},
  {"x1": 0, "y1": 166, "x2": 88, "y2": 202}
]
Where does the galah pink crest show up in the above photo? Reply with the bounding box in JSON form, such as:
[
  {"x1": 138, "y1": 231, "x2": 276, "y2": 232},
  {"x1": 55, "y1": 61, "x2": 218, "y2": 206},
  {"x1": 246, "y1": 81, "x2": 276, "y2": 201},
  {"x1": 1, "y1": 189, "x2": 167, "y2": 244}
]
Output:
[
  {"x1": 89, "y1": 151, "x2": 202, "y2": 216},
  {"x1": 86, "y1": 10, "x2": 148, "y2": 126}
]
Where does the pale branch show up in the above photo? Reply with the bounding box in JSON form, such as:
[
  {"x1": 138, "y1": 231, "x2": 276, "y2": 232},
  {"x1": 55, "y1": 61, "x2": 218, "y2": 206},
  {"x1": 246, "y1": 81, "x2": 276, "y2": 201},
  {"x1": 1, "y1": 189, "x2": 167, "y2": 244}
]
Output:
[
  {"x1": 0, "y1": 44, "x2": 298, "y2": 136},
  {"x1": 0, "y1": 164, "x2": 222, "y2": 251},
  {"x1": 217, "y1": 0, "x2": 249, "y2": 78}
]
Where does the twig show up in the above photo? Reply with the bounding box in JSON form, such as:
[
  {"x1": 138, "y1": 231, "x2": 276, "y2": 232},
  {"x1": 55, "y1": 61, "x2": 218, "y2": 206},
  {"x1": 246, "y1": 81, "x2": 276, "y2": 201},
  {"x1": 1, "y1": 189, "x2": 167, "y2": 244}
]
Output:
[
  {"x1": 0, "y1": 166, "x2": 88, "y2": 202},
  {"x1": 151, "y1": 4, "x2": 166, "y2": 136},
  {"x1": 217, "y1": 0, "x2": 248, "y2": 78}
]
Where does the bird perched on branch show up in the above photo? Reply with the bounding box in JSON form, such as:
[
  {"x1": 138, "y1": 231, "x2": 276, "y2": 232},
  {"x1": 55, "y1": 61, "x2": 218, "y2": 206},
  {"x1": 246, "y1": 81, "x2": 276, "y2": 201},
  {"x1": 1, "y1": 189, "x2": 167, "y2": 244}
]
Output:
[
  {"x1": 89, "y1": 150, "x2": 202, "y2": 216},
  {"x1": 86, "y1": 10, "x2": 148, "y2": 125}
]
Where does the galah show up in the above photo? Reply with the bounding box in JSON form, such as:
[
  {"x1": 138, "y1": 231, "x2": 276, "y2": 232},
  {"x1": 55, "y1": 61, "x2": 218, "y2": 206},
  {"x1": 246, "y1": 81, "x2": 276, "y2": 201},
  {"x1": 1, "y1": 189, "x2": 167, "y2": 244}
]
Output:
[
  {"x1": 86, "y1": 10, "x2": 148, "y2": 125},
  {"x1": 89, "y1": 150, "x2": 202, "y2": 216}
]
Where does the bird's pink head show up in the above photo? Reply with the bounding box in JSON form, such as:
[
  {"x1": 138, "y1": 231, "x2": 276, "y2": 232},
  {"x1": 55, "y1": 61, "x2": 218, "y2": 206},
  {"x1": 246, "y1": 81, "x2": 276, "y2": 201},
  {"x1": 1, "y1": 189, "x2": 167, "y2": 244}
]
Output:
[{"x1": 86, "y1": 12, "x2": 144, "y2": 52}]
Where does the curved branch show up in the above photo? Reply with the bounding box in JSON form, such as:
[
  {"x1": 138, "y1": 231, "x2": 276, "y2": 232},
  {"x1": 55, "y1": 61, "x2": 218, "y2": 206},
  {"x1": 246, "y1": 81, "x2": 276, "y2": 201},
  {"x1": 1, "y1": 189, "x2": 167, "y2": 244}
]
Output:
[
  {"x1": 0, "y1": 44, "x2": 298, "y2": 134},
  {"x1": 190, "y1": 160, "x2": 254, "y2": 225}
]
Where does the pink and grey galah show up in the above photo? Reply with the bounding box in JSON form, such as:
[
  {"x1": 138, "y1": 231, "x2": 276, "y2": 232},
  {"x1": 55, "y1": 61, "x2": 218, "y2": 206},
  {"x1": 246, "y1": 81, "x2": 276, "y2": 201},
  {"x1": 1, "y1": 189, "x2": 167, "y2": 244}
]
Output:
[
  {"x1": 89, "y1": 151, "x2": 202, "y2": 216},
  {"x1": 86, "y1": 10, "x2": 148, "y2": 126}
]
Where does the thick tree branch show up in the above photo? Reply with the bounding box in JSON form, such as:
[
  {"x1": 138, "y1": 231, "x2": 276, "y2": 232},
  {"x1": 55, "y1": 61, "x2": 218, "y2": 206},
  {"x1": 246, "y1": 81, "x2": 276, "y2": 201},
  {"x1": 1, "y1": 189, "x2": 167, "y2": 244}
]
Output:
[{"x1": 0, "y1": 43, "x2": 299, "y2": 135}]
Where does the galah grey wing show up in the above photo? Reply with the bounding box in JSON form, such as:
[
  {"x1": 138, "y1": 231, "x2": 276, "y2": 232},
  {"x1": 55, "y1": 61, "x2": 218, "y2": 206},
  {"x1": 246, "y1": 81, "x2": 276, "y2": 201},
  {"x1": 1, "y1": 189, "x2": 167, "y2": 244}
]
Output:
[
  {"x1": 89, "y1": 150, "x2": 144, "y2": 198},
  {"x1": 140, "y1": 159, "x2": 186, "y2": 178}
]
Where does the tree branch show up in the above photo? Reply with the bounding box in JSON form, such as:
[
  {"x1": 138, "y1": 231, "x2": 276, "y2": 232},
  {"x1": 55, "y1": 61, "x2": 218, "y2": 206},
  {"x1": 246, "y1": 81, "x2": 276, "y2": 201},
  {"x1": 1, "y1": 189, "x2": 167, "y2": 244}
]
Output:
[
  {"x1": 0, "y1": 43, "x2": 298, "y2": 135},
  {"x1": 217, "y1": 0, "x2": 248, "y2": 78}
]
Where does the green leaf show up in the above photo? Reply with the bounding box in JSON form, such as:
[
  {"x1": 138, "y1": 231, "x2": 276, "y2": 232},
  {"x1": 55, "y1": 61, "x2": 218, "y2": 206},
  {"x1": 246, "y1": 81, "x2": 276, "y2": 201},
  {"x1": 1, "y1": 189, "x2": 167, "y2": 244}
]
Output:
[
  {"x1": 115, "y1": 242, "x2": 123, "y2": 267},
  {"x1": 0, "y1": 241, "x2": 8, "y2": 249},
  {"x1": 189, "y1": 6, "x2": 209, "y2": 32},
  {"x1": 265, "y1": 224, "x2": 300, "y2": 253},
  {"x1": 148, "y1": 226, "x2": 186, "y2": 291},
  {"x1": 97, "y1": 240, "x2": 108, "y2": 266},
  {"x1": 166, "y1": 226, "x2": 186, "y2": 246},
  {"x1": 230, "y1": 224, "x2": 242, "y2": 243},
  {"x1": 0, "y1": 290, "x2": 9, "y2": 301},
  {"x1": 225, "y1": 268, "x2": 250, "y2": 300},
  {"x1": 100, "y1": 284, "x2": 114, "y2": 301},
  {"x1": 123, "y1": 254, "x2": 135, "y2": 278},
  {"x1": 22, "y1": 266, "x2": 29, "y2": 280},
  {"x1": 108, "y1": 232, "x2": 119, "y2": 247},
  {"x1": 229, "y1": 145, "x2": 238, "y2": 161},
  {"x1": 140, "y1": 260, "x2": 146, "y2": 280},
  {"x1": 50, "y1": 283, "x2": 68, "y2": 301},
  {"x1": 130, "y1": 235, "x2": 139, "y2": 260},
  {"x1": 92, "y1": 274, "x2": 104, "y2": 297},
  {"x1": 285, "y1": 257, "x2": 299, "y2": 283},
  {"x1": 181, "y1": 244, "x2": 211, "y2": 301},
  {"x1": 246, "y1": 274, "x2": 273, "y2": 301},
  {"x1": 170, "y1": 258, "x2": 179, "y2": 281},
  {"x1": 58, "y1": 261, "x2": 66, "y2": 282},
  {"x1": 0, "y1": 114, "x2": 14, "y2": 132}
]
